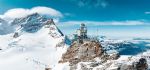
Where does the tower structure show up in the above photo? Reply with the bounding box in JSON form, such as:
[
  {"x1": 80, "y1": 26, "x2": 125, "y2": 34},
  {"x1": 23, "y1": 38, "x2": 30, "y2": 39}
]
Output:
[
  {"x1": 74, "y1": 23, "x2": 87, "y2": 43},
  {"x1": 80, "y1": 23, "x2": 87, "y2": 39}
]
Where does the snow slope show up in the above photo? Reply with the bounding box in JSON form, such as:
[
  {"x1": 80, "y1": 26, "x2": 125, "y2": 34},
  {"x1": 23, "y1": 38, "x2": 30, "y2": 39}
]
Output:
[
  {"x1": 0, "y1": 14, "x2": 70, "y2": 70},
  {"x1": 0, "y1": 26, "x2": 69, "y2": 70}
]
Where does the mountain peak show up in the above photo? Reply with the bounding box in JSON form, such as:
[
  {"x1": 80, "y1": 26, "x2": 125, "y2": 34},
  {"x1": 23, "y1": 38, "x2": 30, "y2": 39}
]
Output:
[
  {"x1": 11, "y1": 13, "x2": 50, "y2": 33},
  {"x1": 26, "y1": 13, "x2": 41, "y2": 19}
]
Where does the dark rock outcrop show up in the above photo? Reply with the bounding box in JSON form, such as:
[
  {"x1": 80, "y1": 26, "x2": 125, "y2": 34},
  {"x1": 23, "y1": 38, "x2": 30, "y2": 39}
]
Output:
[
  {"x1": 118, "y1": 58, "x2": 148, "y2": 70},
  {"x1": 135, "y1": 58, "x2": 148, "y2": 70},
  {"x1": 13, "y1": 32, "x2": 19, "y2": 38},
  {"x1": 45, "y1": 68, "x2": 51, "y2": 70}
]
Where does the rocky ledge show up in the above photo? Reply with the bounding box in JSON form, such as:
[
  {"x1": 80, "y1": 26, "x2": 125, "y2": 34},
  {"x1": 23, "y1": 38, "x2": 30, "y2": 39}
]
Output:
[{"x1": 59, "y1": 40, "x2": 120, "y2": 70}]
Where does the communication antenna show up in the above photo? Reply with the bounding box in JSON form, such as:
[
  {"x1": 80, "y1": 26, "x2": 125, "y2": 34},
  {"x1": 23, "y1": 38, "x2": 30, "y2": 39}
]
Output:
[{"x1": 96, "y1": 27, "x2": 99, "y2": 38}]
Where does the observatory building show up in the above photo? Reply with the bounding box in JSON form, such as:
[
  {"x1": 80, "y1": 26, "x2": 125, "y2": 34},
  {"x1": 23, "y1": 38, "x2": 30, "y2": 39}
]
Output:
[{"x1": 73, "y1": 23, "x2": 87, "y2": 43}]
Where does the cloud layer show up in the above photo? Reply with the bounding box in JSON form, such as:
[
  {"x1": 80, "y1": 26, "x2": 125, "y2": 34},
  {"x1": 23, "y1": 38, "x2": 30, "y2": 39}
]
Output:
[
  {"x1": 73, "y1": 0, "x2": 108, "y2": 8},
  {"x1": 145, "y1": 12, "x2": 150, "y2": 14},
  {"x1": 0, "y1": 6, "x2": 63, "y2": 20},
  {"x1": 58, "y1": 20, "x2": 147, "y2": 27}
]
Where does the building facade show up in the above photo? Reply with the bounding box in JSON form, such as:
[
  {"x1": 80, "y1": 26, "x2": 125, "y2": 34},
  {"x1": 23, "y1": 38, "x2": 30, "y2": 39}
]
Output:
[{"x1": 73, "y1": 23, "x2": 87, "y2": 43}]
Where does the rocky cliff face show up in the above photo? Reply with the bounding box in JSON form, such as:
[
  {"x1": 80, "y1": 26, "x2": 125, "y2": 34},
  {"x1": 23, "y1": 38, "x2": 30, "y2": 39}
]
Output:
[
  {"x1": 11, "y1": 13, "x2": 48, "y2": 33},
  {"x1": 59, "y1": 40, "x2": 121, "y2": 70},
  {"x1": 59, "y1": 41, "x2": 104, "y2": 63}
]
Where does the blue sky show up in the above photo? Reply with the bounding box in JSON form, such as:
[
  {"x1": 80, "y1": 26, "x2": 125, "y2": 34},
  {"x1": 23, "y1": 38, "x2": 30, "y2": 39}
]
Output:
[
  {"x1": 1, "y1": 0, "x2": 150, "y2": 21},
  {"x1": 0, "y1": 0, "x2": 150, "y2": 38}
]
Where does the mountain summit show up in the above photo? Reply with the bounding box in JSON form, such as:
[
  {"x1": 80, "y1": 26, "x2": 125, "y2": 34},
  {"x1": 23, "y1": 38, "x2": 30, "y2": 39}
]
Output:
[
  {"x1": 11, "y1": 13, "x2": 51, "y2": 33},
  {"x1": 0, "y1": 13, "x2": 69, "y2": 70}
]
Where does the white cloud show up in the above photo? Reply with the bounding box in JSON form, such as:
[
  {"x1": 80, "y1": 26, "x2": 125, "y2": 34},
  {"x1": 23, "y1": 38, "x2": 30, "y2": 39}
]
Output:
[
  {"x1": 0, "y1": 6, "x2": 63, "y2": 20},
  {"x1": 110, "y1": 21, "x2": 145, "y2": 25},
  {"x1": 0, "y1": 15, "x2": 3, "y2": 18},
  {"x1": 76, "y1": 0, "x2": 108, "y2": 8},
  {"x1": 145, "y1": 12, "x2": 150, "y2": 14},
  {"x1": 100, "y1": 1, "x2": 108, "y2": 8},
  {"x1": 58, "y1": 20, "x2": 147, "y2": 27},
  {"x1": 3, "y1": 8, "x2": 30, "y2": 19},
  {"x1": 64, "y1": 13, "x2": 74, "y2": 17},
  {"x1": 30, "y1": 7, "x2": 62, "y2": 17}
]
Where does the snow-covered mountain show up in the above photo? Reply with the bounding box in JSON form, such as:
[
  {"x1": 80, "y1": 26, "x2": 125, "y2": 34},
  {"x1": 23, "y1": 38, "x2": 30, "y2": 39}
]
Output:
[
  {"x1": 11, "y1": 13, "x2": 49, "y2": 33},
  {"x1": 0, "y1": 13, "x2": 70, "y2": 70},
  {"x1": 0, "y1": 13, "x2": 149, "y2": 70}
]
